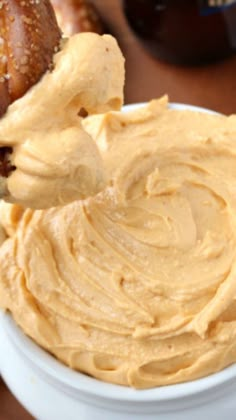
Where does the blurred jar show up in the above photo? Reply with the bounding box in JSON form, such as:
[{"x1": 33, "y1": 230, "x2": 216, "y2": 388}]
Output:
[{"x1": 123, "y1": 0, "x2": 236, "y2": 65}]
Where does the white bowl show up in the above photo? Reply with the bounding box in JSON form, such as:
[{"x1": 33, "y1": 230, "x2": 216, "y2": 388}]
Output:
[{"x1": 1, "y1": 103, "x2": 235, "y2": 420}]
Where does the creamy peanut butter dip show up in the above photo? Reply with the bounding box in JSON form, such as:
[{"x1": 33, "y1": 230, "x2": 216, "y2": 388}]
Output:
[
  {"x1": 0, "y1": 33, "x2": 124, "y2": 208},
  {"x1": 2, "y1": 96, "x2": 236, "y2": 388}
]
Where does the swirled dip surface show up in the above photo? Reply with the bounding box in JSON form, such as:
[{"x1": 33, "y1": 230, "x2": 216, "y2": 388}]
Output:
[
  {"x1": 2, "y1": 98, "x2": 236, "y2": 388},
  {"x1": 0, "y1": 33, "x2": 124, "y2": 208}
]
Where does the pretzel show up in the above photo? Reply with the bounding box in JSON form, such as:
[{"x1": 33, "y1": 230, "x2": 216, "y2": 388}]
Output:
[
  {"x1": 51, "y1": 0, "x2": 105, "y2": 36},
  {"x1": 0, "y1": 0, "x2": 61, "y2": 179}
]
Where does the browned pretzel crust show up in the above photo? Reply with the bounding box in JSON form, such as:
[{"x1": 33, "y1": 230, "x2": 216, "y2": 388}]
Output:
[
  {"x1": 0, "y1": 0, "x2": 61, "y2": 177},
  {"x1": 0, "y1": 0, "x2": 61, "y2": 118},
  {"x1": 51, "y1": 0, "x2": 105, "y2": 36}
]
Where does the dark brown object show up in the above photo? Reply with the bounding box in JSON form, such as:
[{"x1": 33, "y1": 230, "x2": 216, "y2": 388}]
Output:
[
  {"x1": 0, "y1": 147, "x2": 15, "y2": 177},
  {"x1": 51, "y1": 0, "x2": 105, "y2": 36},
  {"x1": 0, "y1": 0, "x2": 61, "y2": 118},
  {"x1": 123, "y1": 0, "x2": 236, "y2": 65}
]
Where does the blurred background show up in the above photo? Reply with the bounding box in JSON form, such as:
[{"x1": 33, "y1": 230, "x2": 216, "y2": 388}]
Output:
[{"x1": 92, "y1": 0, "x2": 236, "y2": 114}]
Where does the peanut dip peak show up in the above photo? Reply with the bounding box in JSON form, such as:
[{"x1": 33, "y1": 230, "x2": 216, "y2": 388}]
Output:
[{"x1": 0, "y1": 33, "x2": 124, "y2": 208}]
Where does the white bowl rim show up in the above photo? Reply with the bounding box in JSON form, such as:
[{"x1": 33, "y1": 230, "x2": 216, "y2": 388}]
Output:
[
  {"x1": 4, "y1": 310, "x2": 236, "y2": 403},
  {"x1": 1, "y1": 101, "x2": 232, "y2": 404},
  {"x1": 124, "y1": 101, "x2": 221, "y2": 115}
]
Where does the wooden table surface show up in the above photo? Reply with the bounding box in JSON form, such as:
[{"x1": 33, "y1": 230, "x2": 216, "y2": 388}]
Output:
[{"x1": 1, "y1": 1, "x2": 236, "y2": 419}]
